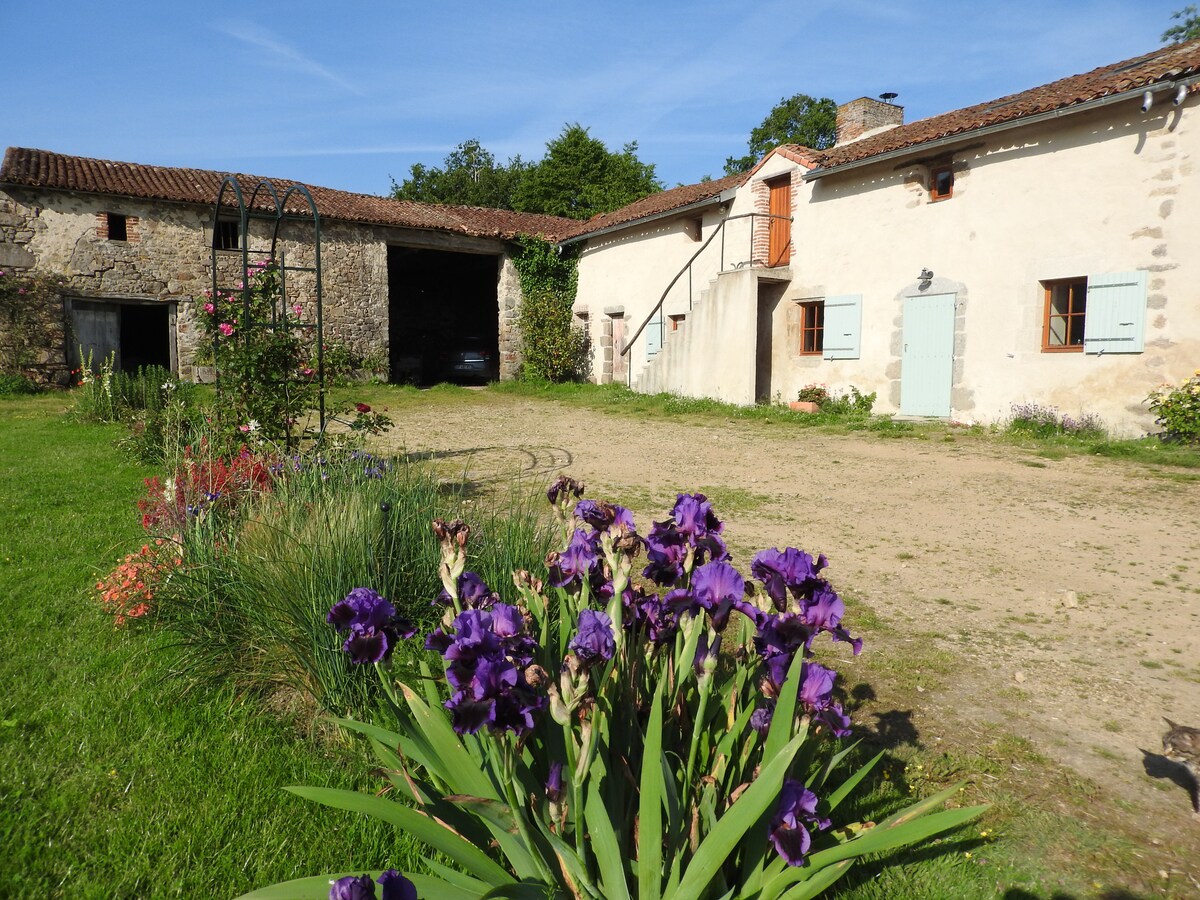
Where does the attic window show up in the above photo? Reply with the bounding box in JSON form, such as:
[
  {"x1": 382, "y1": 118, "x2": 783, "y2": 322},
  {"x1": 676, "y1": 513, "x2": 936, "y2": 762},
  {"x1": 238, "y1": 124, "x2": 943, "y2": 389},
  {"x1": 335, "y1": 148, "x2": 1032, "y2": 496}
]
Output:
[
  {"x1": 213, "y1": 220, "x2": 240, "y2": 251},
  {"x1": 106, "y1": 213, "x2": 128, "y2": 241},
  {"x1": 929, "y1": 164, "x2": 954, "y2": 201}
]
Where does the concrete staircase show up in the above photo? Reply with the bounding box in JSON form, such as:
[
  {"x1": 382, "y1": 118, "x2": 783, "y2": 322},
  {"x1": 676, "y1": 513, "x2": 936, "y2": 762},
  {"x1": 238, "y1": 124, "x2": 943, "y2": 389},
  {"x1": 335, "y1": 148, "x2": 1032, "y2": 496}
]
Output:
[{"x1": 634, "y1": 265, "x2": 789, "y2": 405}]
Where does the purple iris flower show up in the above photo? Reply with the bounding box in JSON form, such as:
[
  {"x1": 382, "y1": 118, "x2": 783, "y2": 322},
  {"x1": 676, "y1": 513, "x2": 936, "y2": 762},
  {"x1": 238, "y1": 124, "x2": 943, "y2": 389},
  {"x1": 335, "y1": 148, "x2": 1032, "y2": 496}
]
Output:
[
  {"x1": 548, "y1": 529, "x2": 602, "y2": 589},
  {"x1": 329, "y1": 874, "x2": 376, "y2": 900},
  {"x1": 671, "y1": 492, "x2": 721, "y2": 539},
  {"x1": 753, "y1": 612, "x2": 812, "y2": 663},
  {"x1": 751, "y1": 548, "x2": 825, "y2": 609},
  {"x1": 799, "y1": 662, "x2": 837, "y2": 711},
  {"x1": 769, "y1": 779, "x2": 831, "y2": 867},
  {"x1": 574, "y1": 499, "x2": 637, "y2": 534},
  {"x1": 750, "y1": 701, "x2": 775, "y2": 735},
  {"x1": 624, "y1": 585, "x2": 679, "y2": 644},
  {"x1": 435, "y1": 571, "x2": 497, "y2": 609},
  {"x1": 569, "y1": 609, "x2": 616, "y2": 666},
  {"x1": 803, "y1": 583, "x2": 863, "y2": 656},
  {"x1": 546, "y1": 761, "x2": 565, "y2": 804},
  {"x1": 327, "y1": 588, "x2": 416, "y2": 665},
  {"x1": 693, "y1": 631, "x2": 721, "y2": 677},
  {"x1": 642, "y1": 521, "x2": 689, "y2": 585},
  {"x1": 377, "y1": 870, "x2": 418, "y2": 900},
  {"x1": 680, "y1": 561, "x2": 755, "y2": 631}
]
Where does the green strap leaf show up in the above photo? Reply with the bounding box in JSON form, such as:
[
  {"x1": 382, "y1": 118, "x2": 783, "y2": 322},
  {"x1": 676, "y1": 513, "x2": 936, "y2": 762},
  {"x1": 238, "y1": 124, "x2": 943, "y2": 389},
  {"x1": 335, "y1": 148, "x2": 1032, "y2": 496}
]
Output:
[
  {"x1": 401, "y1": 683, "x2": 499, "y2": 800},
  {"x1": 812, "y1": 739, "x2": 861, "y2": 791},
  {"x1": 285, "y1": 786, "x2": 515, "y2": 887},
  {"x1": 639, "y1": 677, "x2": 666, "y2": 900},
  {"x1": 823, "y1": 749, "x2": 883, "y2": 812},
  {"x1": 774, "y1": 860, "x2": 855, "y2": 900},
  {"x1": 422, "y1": 856, "x2": 491, "y2": 894},
  {"x1": 672, "y1": 733, "x2": 805, "y2": 900},
  {"x1": 805, "y1": 804, "x2": 989, "y2": 870},
  {"x1": 585, "y1": 770, "x2": 632, "y2": 900}
]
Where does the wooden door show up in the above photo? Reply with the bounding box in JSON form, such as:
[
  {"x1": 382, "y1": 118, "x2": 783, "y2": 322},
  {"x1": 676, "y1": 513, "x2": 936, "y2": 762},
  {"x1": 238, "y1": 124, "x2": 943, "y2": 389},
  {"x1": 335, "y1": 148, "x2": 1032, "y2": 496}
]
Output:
[
  {"x1": 69, "y1": 300, "x2": 121, "y2": 371},
  {"x1": 900, "y1": 293, "x2": 955, "y2": 416},
  {"x1": 767, "y1": 177, "x2": 791, "y2": 267}
]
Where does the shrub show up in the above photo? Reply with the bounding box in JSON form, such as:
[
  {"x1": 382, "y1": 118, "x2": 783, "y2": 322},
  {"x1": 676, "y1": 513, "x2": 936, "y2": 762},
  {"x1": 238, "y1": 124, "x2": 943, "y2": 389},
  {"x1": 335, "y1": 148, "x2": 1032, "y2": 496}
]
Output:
[
  {"x1": 512, "y1": 235, "x2": 590, "y2": 382},
  {"x1": 820, "y1": 385, "x2": 875, "y2": 416},
  {"x1": 148, "y1": 442, "x2": 553, "y2": 714},
  {"x1": 797, "y1": 383, "x2": 828, "y2": 403},
  {"x1": 0, "y1": 374, "x2": 40, "y2": 396},
  {"x1": 94, "y1": 539, "x2": 181, "y2": 626},
  {"x1": 1007, "y1": 401, "x2": 1105, "y2": 438},
  {"x1": 1147, "y1": 371, "x2": 1200, "y2": 444},
  {"x1": 72, "y1": 350, "x2": 192, "y2": 424}
]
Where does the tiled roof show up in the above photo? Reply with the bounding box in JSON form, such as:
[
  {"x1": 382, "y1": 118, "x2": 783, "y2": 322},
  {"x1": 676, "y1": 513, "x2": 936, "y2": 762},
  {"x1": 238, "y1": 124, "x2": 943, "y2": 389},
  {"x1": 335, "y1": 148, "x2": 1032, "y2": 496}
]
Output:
[
  {"x1": 811, "y1": 39, "x2": 1200, "y2": 171},
  {"x1": 0, "y1": 147, "x2": 576, "y2": 241},
  {"x1": 561, "y1": 171, "x2": 747, "y2": 240}
]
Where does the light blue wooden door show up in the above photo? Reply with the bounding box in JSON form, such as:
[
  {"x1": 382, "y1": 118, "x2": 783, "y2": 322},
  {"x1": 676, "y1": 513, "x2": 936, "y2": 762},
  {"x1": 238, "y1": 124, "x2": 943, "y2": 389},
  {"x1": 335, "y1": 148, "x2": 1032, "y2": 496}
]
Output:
[{"x1": 901, "y1": 293, "x2": 955, "y2": 417}]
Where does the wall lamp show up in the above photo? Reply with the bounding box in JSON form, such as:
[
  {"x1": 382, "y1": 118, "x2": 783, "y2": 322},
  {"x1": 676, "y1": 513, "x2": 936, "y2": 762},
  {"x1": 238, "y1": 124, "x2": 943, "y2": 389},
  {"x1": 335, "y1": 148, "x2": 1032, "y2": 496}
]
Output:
[{"x1": 918, "y1": 268, "x2": 934, "y2": 290}]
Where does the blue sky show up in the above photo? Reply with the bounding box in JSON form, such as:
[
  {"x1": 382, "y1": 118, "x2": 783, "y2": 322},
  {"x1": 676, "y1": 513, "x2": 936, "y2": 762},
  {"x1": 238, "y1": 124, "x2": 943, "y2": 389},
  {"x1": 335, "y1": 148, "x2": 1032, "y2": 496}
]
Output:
[{"x1": 8, "y1": 1, "x2": 1188, "y2": 198}]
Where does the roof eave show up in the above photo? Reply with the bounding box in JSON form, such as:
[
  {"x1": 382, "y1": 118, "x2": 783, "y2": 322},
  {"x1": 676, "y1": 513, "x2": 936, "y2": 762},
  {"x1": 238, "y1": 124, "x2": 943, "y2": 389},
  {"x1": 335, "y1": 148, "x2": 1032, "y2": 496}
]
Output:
[
  {"x1": 804, "y1": 75, "x2": 1200, "y2": 182},
  {"x1": 559, "y1": 186, "x2": 741, "y2": 247}
]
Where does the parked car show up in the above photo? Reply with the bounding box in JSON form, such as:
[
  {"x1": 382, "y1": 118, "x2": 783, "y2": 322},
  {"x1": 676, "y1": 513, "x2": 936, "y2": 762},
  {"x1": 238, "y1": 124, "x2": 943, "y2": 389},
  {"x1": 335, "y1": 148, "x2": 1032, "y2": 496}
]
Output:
[{"x1": 439, "y1": 336, "x2": 498, "y2": 384}]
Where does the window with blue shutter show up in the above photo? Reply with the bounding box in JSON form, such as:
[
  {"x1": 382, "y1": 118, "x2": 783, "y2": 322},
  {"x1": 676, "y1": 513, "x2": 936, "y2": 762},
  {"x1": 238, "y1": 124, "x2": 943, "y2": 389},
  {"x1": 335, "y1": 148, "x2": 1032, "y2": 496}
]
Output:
[
  {"x1": 1083, "y1": 271, "x2": 1147, "y2": 354},
  {"x1": 821, "y1": 294, "x2": 862, "y2": 359},
  {"x1": 645, "y1": 313, "x2": 663, "y2": 360}
]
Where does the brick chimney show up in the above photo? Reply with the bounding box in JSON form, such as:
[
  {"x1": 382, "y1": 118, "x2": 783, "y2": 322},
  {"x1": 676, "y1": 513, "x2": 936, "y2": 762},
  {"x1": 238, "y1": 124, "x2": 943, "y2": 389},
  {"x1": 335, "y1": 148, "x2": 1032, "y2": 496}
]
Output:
[{"x1": 836, "y1": 97, "x2": 904, "y2": 146}]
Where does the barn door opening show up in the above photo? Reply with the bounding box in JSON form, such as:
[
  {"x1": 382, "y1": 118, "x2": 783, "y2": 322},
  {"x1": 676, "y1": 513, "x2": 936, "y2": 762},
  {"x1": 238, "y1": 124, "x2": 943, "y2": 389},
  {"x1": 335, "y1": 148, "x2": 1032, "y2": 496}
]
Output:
[{"x1": 69, "y1": 299, "x2": 174, "y2": 373}]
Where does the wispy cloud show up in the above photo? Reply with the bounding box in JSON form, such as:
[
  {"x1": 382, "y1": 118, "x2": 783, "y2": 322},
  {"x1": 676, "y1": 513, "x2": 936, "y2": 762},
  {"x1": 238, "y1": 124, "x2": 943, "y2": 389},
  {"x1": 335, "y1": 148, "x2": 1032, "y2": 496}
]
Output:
[{"x1": 215, "y1": 22, "x2": 364, "y2": 95}]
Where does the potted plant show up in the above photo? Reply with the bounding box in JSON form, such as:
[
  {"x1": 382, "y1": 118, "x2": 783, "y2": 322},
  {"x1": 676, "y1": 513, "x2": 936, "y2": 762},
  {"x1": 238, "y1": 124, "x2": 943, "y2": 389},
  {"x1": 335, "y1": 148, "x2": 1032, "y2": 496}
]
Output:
[{"x1": 790, "y1": 384, "x2": 828, "y2": 413}]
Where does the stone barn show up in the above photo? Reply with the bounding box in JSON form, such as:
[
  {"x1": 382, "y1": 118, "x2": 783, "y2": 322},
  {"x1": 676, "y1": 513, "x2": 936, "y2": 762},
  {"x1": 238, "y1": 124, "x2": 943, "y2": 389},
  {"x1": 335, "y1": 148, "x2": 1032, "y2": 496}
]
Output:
[{"x1": 0, "y1": 147, "x2": 574, "y2": 385}]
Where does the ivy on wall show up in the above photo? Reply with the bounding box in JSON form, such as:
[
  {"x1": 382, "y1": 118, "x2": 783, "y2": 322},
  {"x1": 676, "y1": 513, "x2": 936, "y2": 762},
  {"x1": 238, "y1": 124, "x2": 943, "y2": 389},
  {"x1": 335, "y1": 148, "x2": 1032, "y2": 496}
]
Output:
[
  {"x1": 511, "y1": 235, "x2": 590, "y2": 382},
  {"x1": 0, "y1": 269, "x2": 67, "y2": 384}
]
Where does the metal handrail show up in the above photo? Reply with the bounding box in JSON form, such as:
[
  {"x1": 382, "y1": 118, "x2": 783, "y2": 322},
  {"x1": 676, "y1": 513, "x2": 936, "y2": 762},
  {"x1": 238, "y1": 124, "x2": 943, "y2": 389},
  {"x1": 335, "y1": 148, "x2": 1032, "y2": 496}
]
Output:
[{"x1": 619, "y1": 211, "x2": 792, "y2": 383}]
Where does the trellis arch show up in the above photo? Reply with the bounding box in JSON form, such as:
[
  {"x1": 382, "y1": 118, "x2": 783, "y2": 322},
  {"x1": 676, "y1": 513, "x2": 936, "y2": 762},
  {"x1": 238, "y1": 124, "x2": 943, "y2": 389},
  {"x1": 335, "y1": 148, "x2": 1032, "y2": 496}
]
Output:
[{"x1": 209, "y1": 176, "x2": 326, "y2": 442}]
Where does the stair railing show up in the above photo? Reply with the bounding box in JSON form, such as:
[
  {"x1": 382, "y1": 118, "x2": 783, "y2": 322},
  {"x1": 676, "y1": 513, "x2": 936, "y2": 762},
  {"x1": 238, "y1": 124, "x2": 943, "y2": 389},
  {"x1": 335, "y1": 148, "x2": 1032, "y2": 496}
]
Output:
[{"x1": 619, "y1": 211, "x2": 792, "y2": 385}]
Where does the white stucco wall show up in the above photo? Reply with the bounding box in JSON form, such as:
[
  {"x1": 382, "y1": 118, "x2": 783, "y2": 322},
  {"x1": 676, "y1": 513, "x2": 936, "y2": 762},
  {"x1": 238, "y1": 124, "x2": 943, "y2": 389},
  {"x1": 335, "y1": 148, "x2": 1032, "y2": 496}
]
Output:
[
  {"x1": 573, "y1": 205, "x2": 727, "y2": 384},
  {"x1": 781, "y1": 96, "x2": 1199, "y2": 434},
  {"x1": 579, "y1": 93, "x2": 1200, "y2": 435}
]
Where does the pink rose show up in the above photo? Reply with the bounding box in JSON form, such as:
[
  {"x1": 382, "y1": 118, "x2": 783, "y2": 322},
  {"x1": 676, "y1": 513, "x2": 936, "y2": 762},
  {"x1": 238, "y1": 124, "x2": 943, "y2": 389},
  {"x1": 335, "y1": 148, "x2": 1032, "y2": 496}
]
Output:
[
  {"x1": 292, "y1": 304, "x2": 302, "y2": 316},
  {"x1": 204, "y1": 302, "x2": 215, "y2": 314},
  {"x1": 218, "y1": 322, "x2": 234, "y2": 337}
]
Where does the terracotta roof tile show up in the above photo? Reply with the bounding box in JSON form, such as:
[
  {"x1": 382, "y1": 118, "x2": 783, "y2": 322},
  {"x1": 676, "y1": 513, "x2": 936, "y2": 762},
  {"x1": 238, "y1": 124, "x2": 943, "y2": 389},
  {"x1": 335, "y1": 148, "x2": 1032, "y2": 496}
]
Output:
[
  {"x1": 0, "y1": 147, "x2": 576, "y2": 241},
  {"x1": 561, "y1": 171, "x2": 747, "y2": 240},
  {"x1": 811, "y1": 39, "x2": 1200, "y2": 171}
]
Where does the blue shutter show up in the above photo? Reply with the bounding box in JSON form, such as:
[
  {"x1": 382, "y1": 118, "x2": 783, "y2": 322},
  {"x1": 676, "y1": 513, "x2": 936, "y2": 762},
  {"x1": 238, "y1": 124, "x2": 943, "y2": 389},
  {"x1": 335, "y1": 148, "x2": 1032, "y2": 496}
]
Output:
[
  {"x1": 645, "y1": 313, "x2": 663, "y2": 360},
  {"x1": 1083, "y1": 271, "x2": 1146, "y2": 354},
  {"x1": 822, "y1": 294, "x2": 862, "y2": 359}
]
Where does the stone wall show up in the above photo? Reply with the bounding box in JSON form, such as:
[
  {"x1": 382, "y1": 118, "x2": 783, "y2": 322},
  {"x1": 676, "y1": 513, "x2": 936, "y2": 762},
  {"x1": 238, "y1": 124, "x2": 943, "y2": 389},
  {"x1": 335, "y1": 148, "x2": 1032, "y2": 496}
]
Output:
[{"x1": 0, "y1": 186, "x2": 525, "y2": 383}]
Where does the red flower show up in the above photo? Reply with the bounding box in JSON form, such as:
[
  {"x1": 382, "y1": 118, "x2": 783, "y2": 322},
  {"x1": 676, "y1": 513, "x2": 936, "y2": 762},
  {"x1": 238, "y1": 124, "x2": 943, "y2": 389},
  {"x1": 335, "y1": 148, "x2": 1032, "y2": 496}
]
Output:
[{"x1": 355, "y1": 402, "x2": 371, "y2": 413}]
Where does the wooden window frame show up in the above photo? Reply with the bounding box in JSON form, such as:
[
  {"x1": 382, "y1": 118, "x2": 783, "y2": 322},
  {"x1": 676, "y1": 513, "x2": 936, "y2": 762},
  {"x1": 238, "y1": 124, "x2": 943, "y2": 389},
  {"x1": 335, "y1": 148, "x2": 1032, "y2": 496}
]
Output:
[
  {"x1": 929, "y1": 164, "x2": 954, "y2": 201},
  {"x1": 1041, "y1": 277, "x2": 1087, "y2": 352},
  {"x1": 668, "y1": 313, "x2": 686, "y2": 332},
  {"x1": 799, "y1": 301, "x2": 824, "y2": 356},
  {"x1": 213, "y1": 220, "x2": 241, "y2": 251}
]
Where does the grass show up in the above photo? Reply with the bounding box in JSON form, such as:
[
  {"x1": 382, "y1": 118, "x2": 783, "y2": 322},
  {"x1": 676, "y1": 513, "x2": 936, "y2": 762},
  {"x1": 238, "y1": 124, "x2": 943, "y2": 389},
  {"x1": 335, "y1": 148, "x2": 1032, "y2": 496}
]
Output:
[
  {"x1": 0, "y1": 395, "x2": 418, "y2": 898},
  {"x1": 483, "y1": 379, "x2": 1200, "y2": 468}
]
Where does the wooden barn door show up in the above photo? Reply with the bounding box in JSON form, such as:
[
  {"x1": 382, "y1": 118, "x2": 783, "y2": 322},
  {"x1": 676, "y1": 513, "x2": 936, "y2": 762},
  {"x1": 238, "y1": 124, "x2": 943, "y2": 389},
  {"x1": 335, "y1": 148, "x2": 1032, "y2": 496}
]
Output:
[{"x1": 69, "y1": 300, "x2": 121, "y2": 371}]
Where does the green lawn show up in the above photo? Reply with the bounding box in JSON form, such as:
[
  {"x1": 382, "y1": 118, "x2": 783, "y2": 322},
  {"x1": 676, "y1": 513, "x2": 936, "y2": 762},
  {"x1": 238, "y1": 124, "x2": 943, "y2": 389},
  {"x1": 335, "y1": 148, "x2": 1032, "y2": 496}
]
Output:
[{"x1": 0, "y1": 396, "x2": 415, "y2": 899}]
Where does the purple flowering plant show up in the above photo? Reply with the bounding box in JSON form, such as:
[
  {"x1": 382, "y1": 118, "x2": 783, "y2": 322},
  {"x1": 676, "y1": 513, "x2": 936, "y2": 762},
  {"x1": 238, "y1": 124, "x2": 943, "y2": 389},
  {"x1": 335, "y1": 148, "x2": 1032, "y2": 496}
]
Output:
[{"x1": 246, "y1": 477, "x2": 985, "y2": 900}]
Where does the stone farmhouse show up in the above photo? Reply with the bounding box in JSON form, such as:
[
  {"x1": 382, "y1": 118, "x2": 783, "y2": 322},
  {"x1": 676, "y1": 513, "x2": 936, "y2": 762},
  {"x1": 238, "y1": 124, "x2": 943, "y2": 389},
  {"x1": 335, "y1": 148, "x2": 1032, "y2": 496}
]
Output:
[
  {"x1": 3, "y1": 38, "x2": 1199, "y2": 433},
  {"x1": 566, "y1": 39, "x2": 1200, "y2": 434}
]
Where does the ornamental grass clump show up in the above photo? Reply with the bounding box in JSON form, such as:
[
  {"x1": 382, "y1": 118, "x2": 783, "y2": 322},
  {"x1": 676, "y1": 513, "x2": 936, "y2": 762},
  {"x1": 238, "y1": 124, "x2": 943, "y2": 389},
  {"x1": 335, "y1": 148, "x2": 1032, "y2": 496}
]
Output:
[{"x1": 244, "y1": 480, "x2": 986, "y2": 900}]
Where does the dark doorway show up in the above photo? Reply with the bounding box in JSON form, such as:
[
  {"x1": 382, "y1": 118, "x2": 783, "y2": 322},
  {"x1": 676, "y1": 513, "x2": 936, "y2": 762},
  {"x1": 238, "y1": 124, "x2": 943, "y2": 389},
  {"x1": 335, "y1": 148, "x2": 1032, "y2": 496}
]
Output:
[
  {"x1": 69, "y1": 299, "x2": 173, "y2": 373},
  {"x1": 755, "y1": 283, "x2": 786, "y2": 402},
  {"x1": 387, "y1": 247, "x2": 500, "y2": 385}
]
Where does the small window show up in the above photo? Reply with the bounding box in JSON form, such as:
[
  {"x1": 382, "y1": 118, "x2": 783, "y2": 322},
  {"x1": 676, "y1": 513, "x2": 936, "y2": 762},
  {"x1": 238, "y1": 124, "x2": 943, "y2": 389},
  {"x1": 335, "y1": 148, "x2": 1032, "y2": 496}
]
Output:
[
  {"x1": 213, "y1": 220, "x2": 241, "y2": 251},
  {"x1": 686, "y1": 218, "x2": 703, "y2": 242},
  {"x1": 929, "y1": 164, "x2": 954, "y2": 201},
  {"x1": 1042, "y1": 277, "x2": 1087, "y2": 351},
  {"x1": 799, "y1": 301, "x2": 824, "y2": 355},
  {"x1": 106, "y1": 213, "x2": 128, "y2": 241},
  {"x1": 669, "y1": 313, "x2": 686, "y2": 331}
]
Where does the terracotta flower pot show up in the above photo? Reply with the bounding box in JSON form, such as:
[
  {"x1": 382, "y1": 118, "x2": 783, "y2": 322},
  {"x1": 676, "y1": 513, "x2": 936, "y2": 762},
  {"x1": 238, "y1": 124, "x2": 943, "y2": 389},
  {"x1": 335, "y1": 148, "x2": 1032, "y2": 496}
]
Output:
[{"x1": 789, "y1": 400, "x2": 821, "y2": 413}]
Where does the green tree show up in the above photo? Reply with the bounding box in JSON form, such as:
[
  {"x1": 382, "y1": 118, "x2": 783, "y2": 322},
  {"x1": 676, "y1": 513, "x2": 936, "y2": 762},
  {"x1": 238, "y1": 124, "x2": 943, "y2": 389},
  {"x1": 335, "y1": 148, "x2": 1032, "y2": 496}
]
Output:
[
  {"x1": 724, "y1": 93, "x2": 838, "y2": 175},
  {"x1": 512, "y1": 124, "x2": 662, "y2": 220},
  {"x1": 1163, "y1": 5, "x2": 1200, "y2": 42},
  {"x1": 391, "y1": 139, "x2": 530, "y2": 209}
]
